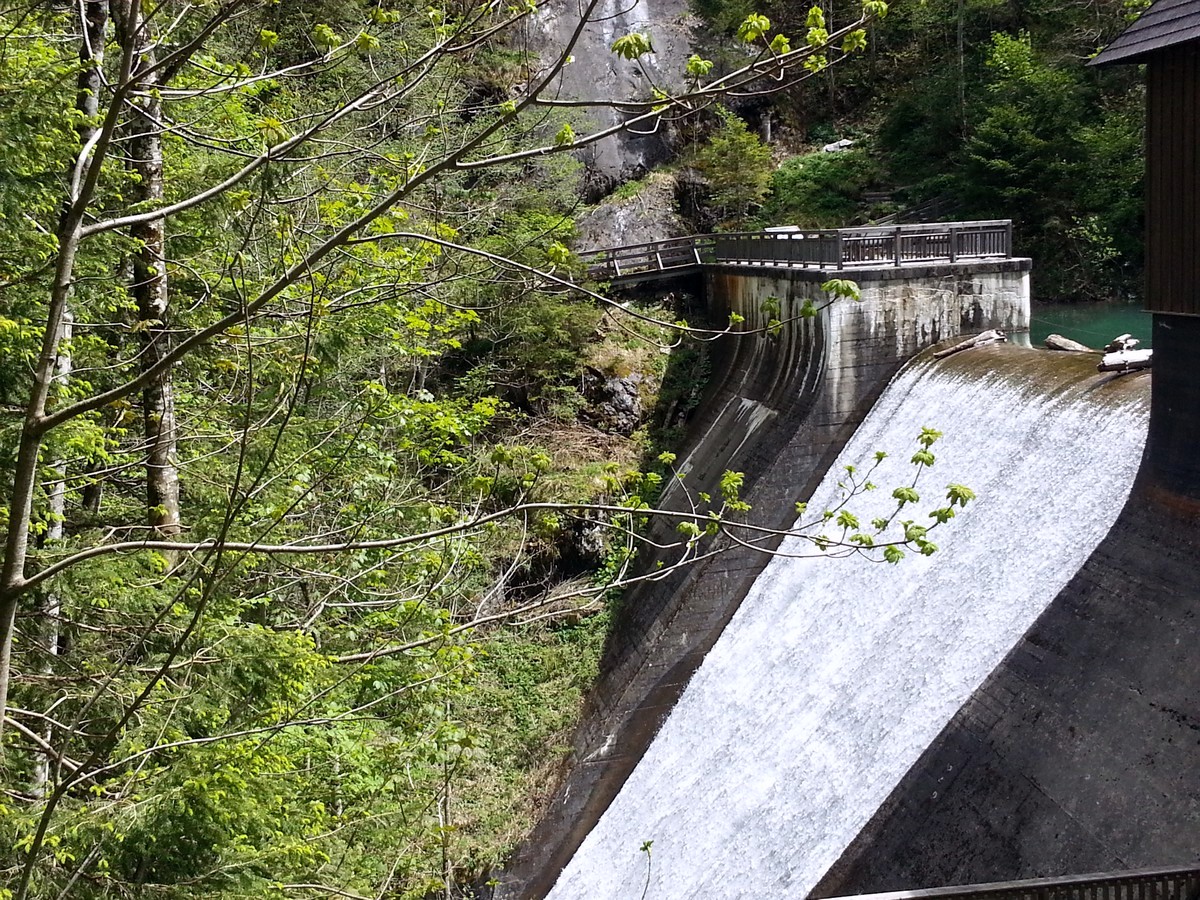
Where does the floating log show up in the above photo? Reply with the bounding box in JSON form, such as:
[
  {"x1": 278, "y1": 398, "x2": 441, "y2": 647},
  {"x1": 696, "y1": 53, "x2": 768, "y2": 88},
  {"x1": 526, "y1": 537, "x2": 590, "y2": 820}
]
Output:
[
  {"x1": 933, "y1": 329, "x2": 1007, "y2": 360},
  {"x1": 1045, "y1": 333, "x2": 1093, "y2": 352},
  {"x1": 1103, "y1": 333, "x2": 1140, "y2": 353},
  {"x1": 1097, "y1": 348, "x2": 1153, "y2": 372}
]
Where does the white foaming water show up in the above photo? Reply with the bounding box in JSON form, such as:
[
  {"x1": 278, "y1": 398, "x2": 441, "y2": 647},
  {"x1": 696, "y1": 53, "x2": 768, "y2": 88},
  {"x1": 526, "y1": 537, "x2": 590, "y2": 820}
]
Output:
[{"x1": 548, "y1": 352, "x2": 1149, "y2": 900}]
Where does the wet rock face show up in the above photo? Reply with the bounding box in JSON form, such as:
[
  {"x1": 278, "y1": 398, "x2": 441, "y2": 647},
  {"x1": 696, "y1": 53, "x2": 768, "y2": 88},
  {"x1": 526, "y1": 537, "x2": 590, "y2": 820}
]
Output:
[
  {"x1": 574, "y1": 172, "x2": 689, "y2": 250},
  {"x1": 582, "y1": 367, "x2": 645, "y2": 435},
  {"x1": 524, "y1": 0, "x2": 698, "y2": 190}
]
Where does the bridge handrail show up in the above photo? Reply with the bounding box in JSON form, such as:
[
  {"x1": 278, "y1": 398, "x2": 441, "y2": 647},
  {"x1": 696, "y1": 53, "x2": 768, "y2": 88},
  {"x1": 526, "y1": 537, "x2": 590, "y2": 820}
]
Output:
[
  {"x1": 825, "y1": 864, "x2": 1200, "y2": 900},
  {"x1": 577, "y1": 220, "x2": 1013, "y2": 282}
]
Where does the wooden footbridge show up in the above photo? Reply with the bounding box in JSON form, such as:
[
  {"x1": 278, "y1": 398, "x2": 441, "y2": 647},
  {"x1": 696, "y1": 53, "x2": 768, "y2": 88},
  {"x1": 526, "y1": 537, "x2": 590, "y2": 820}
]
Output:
[{"x1": 577, "y1": 220, "x2": 1014, "y2": 286}]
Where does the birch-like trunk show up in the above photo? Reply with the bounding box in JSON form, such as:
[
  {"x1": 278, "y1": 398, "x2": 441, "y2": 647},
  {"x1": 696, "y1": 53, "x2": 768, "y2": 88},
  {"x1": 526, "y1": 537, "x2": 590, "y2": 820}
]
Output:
[
  {"x1": 33, "y1": 312, "x2": 72, "y2": 793},
  {"x1": 125, "y1": 2, "x2": 182, "y2": 539},
  {"x1": 33, "y1": 0, "x2": 110, "y2": 787},
  {"x1": 0, "y1": 0, "x2": 112, "y2": 746}
]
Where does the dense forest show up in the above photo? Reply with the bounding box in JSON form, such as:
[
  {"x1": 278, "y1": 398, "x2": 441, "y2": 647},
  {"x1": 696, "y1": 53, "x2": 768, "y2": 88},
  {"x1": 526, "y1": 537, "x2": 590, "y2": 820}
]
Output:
[
  {"x1": 0, "y1": 0, "x2": 1141, "y2": 896},
  {"x1": 694, "y1": 0, "x2": 1147, "y2": 301}
]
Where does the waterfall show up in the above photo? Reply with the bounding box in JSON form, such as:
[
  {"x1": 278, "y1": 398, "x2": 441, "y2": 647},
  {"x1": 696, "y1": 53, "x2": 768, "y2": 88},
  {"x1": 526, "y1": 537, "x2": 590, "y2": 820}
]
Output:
[{"x1": 547, "y1": 348, "x2": 1149, "y2": 900}]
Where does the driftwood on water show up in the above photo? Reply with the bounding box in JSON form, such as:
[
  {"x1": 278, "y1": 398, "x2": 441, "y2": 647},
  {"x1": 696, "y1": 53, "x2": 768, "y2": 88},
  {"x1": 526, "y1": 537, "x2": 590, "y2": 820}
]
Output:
[
  {"x1": 1097, "y1": 348, "x2": 1153, "y2": 372},
  {"x1": 1045, "y1": 333, "x2": 1092, "y2": 352},
  {"x1": 933, "y1": 329, "x2": 1007, "y2": 360}
]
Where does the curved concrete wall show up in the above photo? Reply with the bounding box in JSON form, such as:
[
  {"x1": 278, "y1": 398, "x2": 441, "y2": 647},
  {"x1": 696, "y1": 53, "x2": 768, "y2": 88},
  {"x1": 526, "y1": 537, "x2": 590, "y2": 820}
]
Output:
[
  {"x1": 496, "y1": 260, "x2": 1030, "y2": 898},
  {"x1": 546, "y1": 346, "x2": 1150, "y2": 900},
  {"x1": 810, "y1": 419, "x2": 1200, "y2": 896}
]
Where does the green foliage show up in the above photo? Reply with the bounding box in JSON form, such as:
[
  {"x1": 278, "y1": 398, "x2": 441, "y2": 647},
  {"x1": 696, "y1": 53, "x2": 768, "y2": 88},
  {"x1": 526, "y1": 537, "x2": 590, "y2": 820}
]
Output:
[
  {"x1": 687, "y1": 54, "x2": 715, "y2": 77},
  {"x1": 954, "y1": 31, "x2": 1143, "y2": 299},
  {"x1": 761, "y1": 150, "x2": 879, "y2": 228},
  {"x1": 555, "y1": 122, "x2": 577, "y2": 147},
  {"x1": 738, "y1": 13, "x2": 772, "y2": 43},
  {"x1": 696, "y1": 108, "x2": 773, "y2": 227},
  {"x1": 822, "y1": 278, "x2": 861, "y2": 302},
  {"x1": 0, "y1": 3, "x2": 620, "y2": 896},
  {"x1": 867, "y1": 0, "x2": 1145, "y2": 301},
  {"x1": 690, "y1": 0, "x2": 756, "y2": 35},
  {"x1": 611, "y1": 32, "x2": 654, "y2": 60}
]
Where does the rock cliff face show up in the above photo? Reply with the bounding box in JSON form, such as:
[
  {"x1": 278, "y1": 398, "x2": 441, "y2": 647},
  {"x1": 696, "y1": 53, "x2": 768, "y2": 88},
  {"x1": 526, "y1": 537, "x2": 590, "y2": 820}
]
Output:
[
  {"x1": 573, "y1": 172, "x2": 690, "y2": 250},
  {"x1": 524, "y1": 0, "x2": 698, "y2": 196}
]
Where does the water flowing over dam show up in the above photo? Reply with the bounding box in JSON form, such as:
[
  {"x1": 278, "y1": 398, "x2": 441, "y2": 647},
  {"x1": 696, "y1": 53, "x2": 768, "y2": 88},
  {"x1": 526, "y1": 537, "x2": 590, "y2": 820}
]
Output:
[{"x1": 545, "y1": 347, "x2": 1150, "y2": 900}]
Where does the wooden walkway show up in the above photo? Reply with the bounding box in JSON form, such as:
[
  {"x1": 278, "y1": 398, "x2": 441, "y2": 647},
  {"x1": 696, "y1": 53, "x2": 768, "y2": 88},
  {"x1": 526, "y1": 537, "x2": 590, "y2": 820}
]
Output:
[{"x1": 577, "y1": 220, "x2": 1014, "y2": 286}]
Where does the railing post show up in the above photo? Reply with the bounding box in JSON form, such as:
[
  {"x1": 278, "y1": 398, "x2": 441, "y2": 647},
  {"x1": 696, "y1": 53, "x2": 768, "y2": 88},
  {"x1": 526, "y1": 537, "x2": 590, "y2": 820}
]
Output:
[
  {"x1": 836, "y1": 231, "x2": 844, "y2": 270},
  {"x1": 1005, "y1": 220, "x2": 1013, "y2": 258},
  {"x1": 949, "y1": 226, "x2": 958, "y2": 262},
  {"x1": 894, "y1": 226, "x2": 902, "y2": 267}
]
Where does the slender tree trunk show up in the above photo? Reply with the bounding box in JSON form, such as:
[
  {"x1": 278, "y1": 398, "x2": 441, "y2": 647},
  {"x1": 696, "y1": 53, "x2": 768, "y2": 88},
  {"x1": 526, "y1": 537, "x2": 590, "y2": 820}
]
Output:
[
  {"x1": 33, "y1": 312, "x2": 72, "y2": 794},
  {"x1": 80, "y1": 465, "x2": 105, "y2": 515},
  {"x1": 0, "y1": 0, "x2": 112, "y2": 745},
  {"x1": 957, "y1": 0, "x2": 966, "y2": 136},
  {"x1": 123, "y1": 1, "x2": 182, "y2": 539},
  {"x1": 32, "y1": 0, "x2": 110, "y2": 784}
]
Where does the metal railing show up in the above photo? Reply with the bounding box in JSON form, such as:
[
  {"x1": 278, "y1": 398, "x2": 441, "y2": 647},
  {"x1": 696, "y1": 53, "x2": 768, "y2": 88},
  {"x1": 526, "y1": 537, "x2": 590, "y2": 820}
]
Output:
[
  {"x1": 577, "y1": 220, "x2": 1013, "y2": 283},
  {"x1": 826, "y1": 864, "x2": 1200, "y2": 900}
]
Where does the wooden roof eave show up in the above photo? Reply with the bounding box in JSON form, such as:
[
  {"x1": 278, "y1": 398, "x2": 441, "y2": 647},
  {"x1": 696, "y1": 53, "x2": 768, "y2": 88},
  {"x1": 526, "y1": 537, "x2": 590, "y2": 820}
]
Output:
[{"x1": 1091, "y1": 0, "x2": 1200, "y2": 66}]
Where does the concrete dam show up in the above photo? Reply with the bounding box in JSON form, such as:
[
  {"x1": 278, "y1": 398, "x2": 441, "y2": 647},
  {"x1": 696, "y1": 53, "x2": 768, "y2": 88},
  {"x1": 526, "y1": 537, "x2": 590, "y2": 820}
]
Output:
[{"x1": 497, "y1": 230, "x2": 1199, "y2": 898}]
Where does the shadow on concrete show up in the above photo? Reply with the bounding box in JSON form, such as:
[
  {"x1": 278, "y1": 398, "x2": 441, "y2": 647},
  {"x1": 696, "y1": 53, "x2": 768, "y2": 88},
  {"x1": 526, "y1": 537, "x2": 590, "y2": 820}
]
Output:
[{"x1": 812, "y1": 459, "x2": 1200, "y2": 896}]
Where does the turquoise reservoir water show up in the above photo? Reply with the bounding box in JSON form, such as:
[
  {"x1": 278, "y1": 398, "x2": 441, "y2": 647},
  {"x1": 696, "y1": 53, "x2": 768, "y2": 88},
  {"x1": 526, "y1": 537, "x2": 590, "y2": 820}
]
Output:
[{"x1": 1029, "y1": 301, "x2": 1152, "y2": 349}]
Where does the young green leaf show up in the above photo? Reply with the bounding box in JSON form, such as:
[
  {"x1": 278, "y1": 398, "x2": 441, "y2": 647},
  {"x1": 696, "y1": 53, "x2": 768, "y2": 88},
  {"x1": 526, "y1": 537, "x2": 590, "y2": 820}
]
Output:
[
  {"x1": 821, "y1": 277, "x2": 861, "y2": 301},
  {"x1": 611, "y1": 32, "x2": 654, "y2": 59},
  {"x1": 686, "y1": 54, "x2": 714, "y2": 77},
  {"x1": 312, "y1": 23, "x2": 339, "y2": 50},
  {"x1": 842, "y1": 29, "x2": 868, "y2": 53},
  {"x1": 737, "y1": 13, "x2": 771, "y2": 43},
  {"x1": 554, "y1": 123, "x2": 576, "y2": 147},
  {"x1": 911, "y1": 449, "x2": 936, "y2": 467},
  {"x1": 946, "y1": 483, "x2": 976, "y2": 507}
]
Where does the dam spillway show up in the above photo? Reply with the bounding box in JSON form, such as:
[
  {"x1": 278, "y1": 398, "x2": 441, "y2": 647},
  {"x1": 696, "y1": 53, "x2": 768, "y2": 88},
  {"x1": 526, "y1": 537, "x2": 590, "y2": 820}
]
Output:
[
  {"x1": 545, "y1": 347, "x2": 1151, "y2": 900},
  {"x1": 498, "y1": 260, "x2": 1032, "y2": 899}
]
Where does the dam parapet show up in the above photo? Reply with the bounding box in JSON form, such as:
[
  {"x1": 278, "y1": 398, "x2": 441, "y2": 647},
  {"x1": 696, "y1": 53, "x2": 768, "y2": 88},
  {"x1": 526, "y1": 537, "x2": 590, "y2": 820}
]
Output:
[{"x1": 672, "y1": 259, "x2": 1030, "y2": 516}]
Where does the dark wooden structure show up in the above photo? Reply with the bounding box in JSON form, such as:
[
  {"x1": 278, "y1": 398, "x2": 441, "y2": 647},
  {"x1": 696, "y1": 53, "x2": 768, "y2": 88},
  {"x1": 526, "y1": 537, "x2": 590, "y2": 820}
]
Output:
[
  {"x1": 828, "y1": 864, "x2": 1200, "y2": 900},
  {"x1": 1094, "y1": 0, "x2": 1200, "y2": 500}
]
